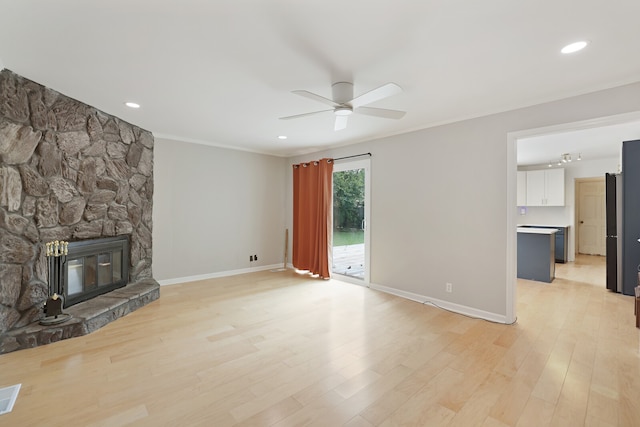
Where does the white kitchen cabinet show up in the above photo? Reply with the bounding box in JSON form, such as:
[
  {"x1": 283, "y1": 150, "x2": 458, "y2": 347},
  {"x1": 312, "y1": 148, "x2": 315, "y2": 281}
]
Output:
[
  {"x1": 517, "y1": 171, "x2": 527, "y2": 206},
  {"x1": 526, "y1": 170, "x2": 546, "y2": 206},
  {"x1": 545, "y1": 168, "x2": 565, "y2": 205},
  {"x1": 526, "y1": 168, "x2": 564, "y2": 206}
]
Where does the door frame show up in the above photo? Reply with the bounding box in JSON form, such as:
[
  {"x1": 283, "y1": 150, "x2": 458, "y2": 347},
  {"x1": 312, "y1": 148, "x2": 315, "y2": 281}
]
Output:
[
  {"x1": 574, "y1": 176, "x2": 606, "y2": 256},
  {"x1": 331, "y1": 158, "x2": 371, "y2": 285}
]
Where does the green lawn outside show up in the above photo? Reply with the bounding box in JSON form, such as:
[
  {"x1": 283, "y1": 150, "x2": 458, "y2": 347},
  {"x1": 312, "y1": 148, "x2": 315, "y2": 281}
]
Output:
[{"x1": 333, "y1": 229, "x2": 364, "y2": 246}]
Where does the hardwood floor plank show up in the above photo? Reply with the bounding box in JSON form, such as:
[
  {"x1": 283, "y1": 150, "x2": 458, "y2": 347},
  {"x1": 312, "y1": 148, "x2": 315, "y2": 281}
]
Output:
[
  {"x1": 343, "y1": 415, "x2": 375, "y2": 427},
  {"x1": 292, "y1": 373, "x2": 348, "y2": 406},
  {"x1": 447, "y1": 371, "x2": 511, "y2": 427},
  {"x1": 271, "y1": 390, "x2": 346, "y2": 426},
  {"x1": 488, "y1": 378, "x2": 534, "y2": 426},
  {"x1": 377, "y1": 367, "x2": 463, "y2": 425},
  {"x1": 379, "y1": 402, "x2": 456, "y2": 426},
  {"x1": 515, "y1": 395, "x2": 555, "y2": 427},
  {"x1": 530, "y1": 339, "x2": 574, "y2": 404},
  {"x1": 550, "y1": 394, "x2": 588, "y2": 427},
  {"x1": 304, "y1": 364, "x2": 414, "y2": 426},
  {"x1": 234, "y1": 396, "x2": 303, "y2": 427},
  {"x1": 86, "y1": 403, "x2": 149, "y2": 427}
]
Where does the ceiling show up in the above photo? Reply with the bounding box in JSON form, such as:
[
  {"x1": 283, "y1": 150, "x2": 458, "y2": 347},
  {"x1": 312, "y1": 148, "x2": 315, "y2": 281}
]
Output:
[{"x1": 1, "y1": 1, "x2": 640, "y2": 158}]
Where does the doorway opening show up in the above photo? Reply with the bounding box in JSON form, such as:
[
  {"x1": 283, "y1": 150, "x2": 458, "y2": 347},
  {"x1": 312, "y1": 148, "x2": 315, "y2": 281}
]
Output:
[
  {"x1": 508, "y1": 111, "x2": 640, "y2": 323},
  {"x1": 331, "y1": 158, "x2": 370, "y2": 284}
]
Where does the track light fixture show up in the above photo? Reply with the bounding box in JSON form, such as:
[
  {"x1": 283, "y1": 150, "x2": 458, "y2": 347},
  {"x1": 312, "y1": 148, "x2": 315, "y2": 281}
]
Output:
[{"x1": 549, "y1": 153, "x2": 582, "y2": 167}]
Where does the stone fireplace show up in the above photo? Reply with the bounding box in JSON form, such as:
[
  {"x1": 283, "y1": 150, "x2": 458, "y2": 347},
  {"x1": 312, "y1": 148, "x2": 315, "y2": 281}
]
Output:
[{"x1": 0, "y1": 69, "x2": 159, "y2": 353}]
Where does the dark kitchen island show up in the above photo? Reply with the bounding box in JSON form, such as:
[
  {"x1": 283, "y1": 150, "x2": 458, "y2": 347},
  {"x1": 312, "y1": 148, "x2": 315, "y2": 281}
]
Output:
[{"x1": 517, "y1": 227, "x2": 558, "y2": 283}]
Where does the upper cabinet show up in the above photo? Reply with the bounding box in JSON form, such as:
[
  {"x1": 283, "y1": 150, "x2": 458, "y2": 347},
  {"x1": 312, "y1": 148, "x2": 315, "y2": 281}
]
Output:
[
  {"x1": 544, "y1": 168, "x2": 565, "y2": 206},
  {"x1": 524, "y1": 168, "x2": 565, "y2": 206},
  {"x1": 517, "y1": 171, "x2": 527, "y2": 206}
]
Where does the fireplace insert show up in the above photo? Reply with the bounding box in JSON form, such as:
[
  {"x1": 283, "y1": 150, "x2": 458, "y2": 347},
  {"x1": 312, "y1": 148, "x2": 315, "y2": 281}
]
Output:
[{"x1": 53, "y1": 236, "x2": 130, "y2": 307}]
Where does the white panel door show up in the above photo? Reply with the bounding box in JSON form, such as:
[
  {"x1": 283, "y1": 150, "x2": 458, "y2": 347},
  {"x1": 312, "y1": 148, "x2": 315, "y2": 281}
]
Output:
[{"x1": 577, "y1": 179, "x2": 606, "y2": 255}]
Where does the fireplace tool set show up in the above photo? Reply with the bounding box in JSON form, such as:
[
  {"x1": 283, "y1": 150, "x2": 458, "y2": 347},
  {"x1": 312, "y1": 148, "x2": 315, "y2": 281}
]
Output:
[{"x1": 40, "y1": 240, "x2": 72, "y2": 325}]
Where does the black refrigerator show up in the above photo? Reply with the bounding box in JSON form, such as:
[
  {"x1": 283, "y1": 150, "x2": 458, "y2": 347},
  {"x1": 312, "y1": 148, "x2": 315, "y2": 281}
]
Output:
[
  {"x1": 605, "y1": 173, "x2": 622, "y2": 292},
  {"x1": 622, "y1": 139, "x2": 640, "y2": 296}
]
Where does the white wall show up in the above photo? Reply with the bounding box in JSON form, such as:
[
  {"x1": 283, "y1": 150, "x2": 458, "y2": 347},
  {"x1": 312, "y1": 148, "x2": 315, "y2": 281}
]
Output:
[
  {"x1": 518, "y1": 157, "x2": 620, "y2": 260},
  {"x1": 287, "y1": 82, "x2": 640, "y2": 321},
  {"x1": 153, "y1": 138, "x2": 287, "y2": 282}
]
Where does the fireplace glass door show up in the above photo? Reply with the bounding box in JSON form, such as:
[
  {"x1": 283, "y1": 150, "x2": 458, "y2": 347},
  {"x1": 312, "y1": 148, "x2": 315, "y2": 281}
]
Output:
[
  {"x1": 63, "y1": 237, "x2": 129, "y2": 306},
  {"x1": 67, "y1": 258, "x2": 85, "y2": 295}
]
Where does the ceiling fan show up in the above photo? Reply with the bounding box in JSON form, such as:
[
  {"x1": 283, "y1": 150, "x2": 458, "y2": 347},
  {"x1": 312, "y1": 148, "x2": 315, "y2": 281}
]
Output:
[{"x1": 280, "y1": 82, "x2": 406, "y2": 131}]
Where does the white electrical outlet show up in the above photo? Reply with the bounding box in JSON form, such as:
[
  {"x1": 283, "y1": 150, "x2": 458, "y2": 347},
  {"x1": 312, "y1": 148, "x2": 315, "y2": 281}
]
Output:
[{"x1": 446, "y1": 282, "x2": 452, "y2": 293}]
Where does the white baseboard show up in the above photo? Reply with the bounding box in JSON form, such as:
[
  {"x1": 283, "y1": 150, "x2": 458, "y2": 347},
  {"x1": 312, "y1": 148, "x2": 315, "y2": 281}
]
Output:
[
  {"x1": 157, "y1": 263, "x2": 285, "y2": 286},
  {"x1": 369, "y1": 282, "x2": 508, "y2": 324}
]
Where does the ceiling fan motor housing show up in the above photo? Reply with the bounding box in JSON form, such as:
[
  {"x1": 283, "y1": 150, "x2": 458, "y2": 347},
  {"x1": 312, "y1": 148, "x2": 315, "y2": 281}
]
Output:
[{"x1": 332, "y1": 82, "x2": 354, "y2": 104}]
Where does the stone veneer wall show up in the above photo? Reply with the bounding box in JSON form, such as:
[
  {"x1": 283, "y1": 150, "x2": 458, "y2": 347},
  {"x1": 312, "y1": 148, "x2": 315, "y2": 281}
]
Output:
[{"x1": 0, "y1": 69, "x2": 154, "y2": 335}]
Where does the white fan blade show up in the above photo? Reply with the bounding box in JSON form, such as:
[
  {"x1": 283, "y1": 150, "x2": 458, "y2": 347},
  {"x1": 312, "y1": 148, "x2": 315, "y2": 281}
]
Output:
[
  {"x1": 334, "y1": 115, "x2": 348, "y2": 131},
  {"x1": 349, "y1": 83, "x2": 402, "y2": 108},
  {"x1": 355, "y1": 107, "x2": 406, "y2": 120},
  {"x1": 280, "y1": 109, "x2": 333, "y2": 120},
  {"x1": 292, "y1": 90, "x2": 340, "y2": 107}
]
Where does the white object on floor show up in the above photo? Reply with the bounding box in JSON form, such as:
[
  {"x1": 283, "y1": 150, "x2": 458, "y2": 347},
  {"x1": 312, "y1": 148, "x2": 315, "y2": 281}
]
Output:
[{"x1": 0, "y1": 384, "x2": 21, "y2": 415}]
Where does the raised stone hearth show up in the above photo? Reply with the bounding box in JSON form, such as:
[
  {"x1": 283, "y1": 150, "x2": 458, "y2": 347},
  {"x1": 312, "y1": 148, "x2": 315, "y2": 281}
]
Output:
[{"x1": 0, "y1": 279, "x2": 159, "y2": 354}]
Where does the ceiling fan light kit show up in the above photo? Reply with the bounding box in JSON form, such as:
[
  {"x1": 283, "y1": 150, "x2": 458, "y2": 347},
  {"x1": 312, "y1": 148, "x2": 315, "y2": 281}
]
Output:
[
  {"x1": 334, "y1": 106, "x2": 353, "y2": 116},
  {"x1": 280, "y1": 81, "x2": 406, "y2": 131}
]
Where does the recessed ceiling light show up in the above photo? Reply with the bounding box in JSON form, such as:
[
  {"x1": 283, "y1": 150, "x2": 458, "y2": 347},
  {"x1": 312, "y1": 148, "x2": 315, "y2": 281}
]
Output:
[
  {"x1": 561, "y1": 41, "x2": 589, "y2": 54},
  {"x1": 125, "y1": 102, "x2": 140, "y2": 109},
  {"x1": 278, "y1": 135, "x2": 287, "y2": 140}
]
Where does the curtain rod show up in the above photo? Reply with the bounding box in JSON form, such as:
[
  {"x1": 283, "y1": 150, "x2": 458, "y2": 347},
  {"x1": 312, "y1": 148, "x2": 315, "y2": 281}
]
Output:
[{"x1": 333, "y1": 152, "x2": 372, "y2": 161}]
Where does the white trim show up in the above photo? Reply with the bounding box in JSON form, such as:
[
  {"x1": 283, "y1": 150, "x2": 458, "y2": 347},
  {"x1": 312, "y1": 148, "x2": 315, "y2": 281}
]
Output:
[
  {"x1": 509, "y1": 111, "x2": 640, "y2": 141},
  {"x1": 154, "y1": 132, "x2": 284, "y2": 157},
  {"x1": 370, "y1": 282, "x2": 508, "y2": 324},
  {"x1": 506, "y1": 110, "x2": 640, "y2": 324},
  {"x1": 157, "y1": 264, "x2": 284, "y2": 286},
  {"x1": 506, "y1": 132, "x2": 518, "y2": 324},
  {"x1": 332, "y1": 273, "x2": 368, "y2": 287}
]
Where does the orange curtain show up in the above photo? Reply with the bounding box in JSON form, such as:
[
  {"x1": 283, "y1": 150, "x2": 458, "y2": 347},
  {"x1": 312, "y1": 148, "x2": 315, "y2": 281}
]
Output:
[{"x1": 292, "y1": 158, "x2": 333, "y2": 278}]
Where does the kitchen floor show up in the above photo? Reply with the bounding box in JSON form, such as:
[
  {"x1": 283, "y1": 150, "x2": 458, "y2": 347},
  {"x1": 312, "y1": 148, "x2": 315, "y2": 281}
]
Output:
[{"x1": 555, "y1": 254, "x2": 606, "y2": 287}]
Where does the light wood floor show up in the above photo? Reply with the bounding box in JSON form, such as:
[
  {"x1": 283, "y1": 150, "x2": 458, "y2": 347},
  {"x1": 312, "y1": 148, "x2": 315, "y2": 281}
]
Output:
[{"x1": 1, "y1": 255, "x2": 638, "y2": 426}]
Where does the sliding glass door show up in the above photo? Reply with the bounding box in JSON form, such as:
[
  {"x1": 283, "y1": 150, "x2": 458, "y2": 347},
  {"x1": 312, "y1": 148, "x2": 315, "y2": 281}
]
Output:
[{"x1": 332, "y1": 158, "x2": 370, "y2": 284}]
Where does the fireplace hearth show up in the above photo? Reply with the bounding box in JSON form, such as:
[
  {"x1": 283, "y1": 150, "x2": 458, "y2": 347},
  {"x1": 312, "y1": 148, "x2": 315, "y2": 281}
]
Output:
[{"x1": 1, "y1": 278, "x2": 159, "y2": 353}]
